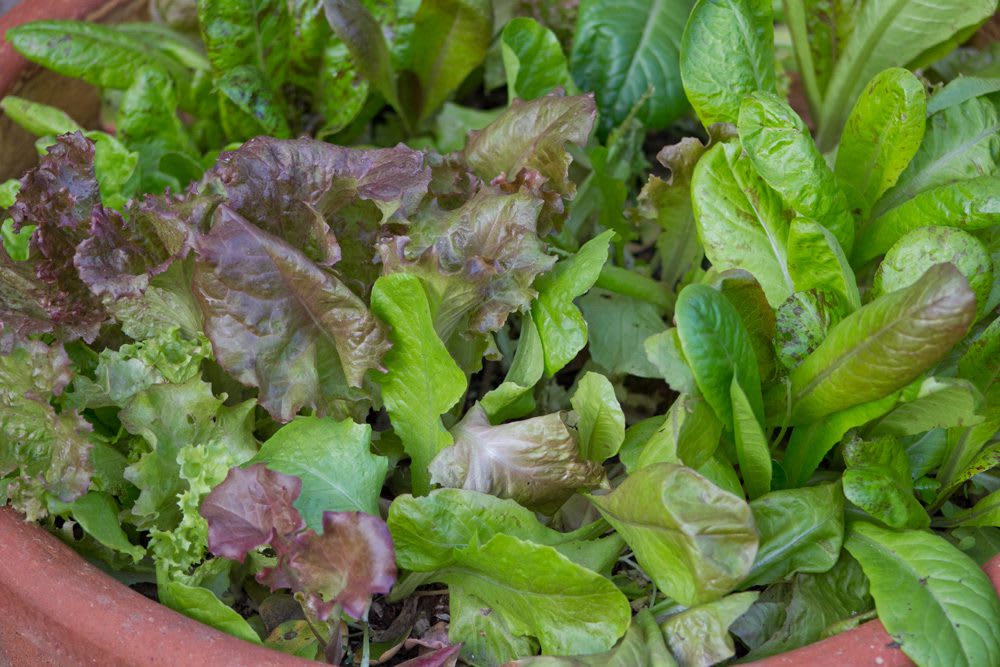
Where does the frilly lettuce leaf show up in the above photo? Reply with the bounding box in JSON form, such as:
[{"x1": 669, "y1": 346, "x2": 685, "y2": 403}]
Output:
[
  {"x1": 0, "y1": 341, "x2": 93, "y2": 520},
  {"x1": 201, "y1": 463, "x2": 396, "y2": 620}
]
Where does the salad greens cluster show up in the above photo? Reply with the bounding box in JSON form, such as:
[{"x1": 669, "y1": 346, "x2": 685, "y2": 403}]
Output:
[{"x1": 1, "y1": 0, "x2": 999, "y2": 666}]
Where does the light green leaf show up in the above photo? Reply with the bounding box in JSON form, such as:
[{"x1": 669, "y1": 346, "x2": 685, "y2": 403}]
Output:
[
  {"x1": 712, "y1": 270, "x2": 778, "y2": 383},
  {"x1": 510, "y1": 609, "x2": 678, "y2": 666},
  {"x1": 480, "y1": 314, "x2": 544, "y2": 423},
  {"x1": 814, "y1": 0, "x2": 995, "y2": 148},
  {"x1": 781, "y1": 392, "x2": 900, "y2": 487},
  {"x1": 842, "y1": 436, "x2": 929, "y2": 529},
  {"x1": 434, "y1": 102, "x2": 504, "y2": 153},
  {"x1": 644, "y1": 328, "x2": 697, "y2": 394},
  {"x1": 198, "y1": 0, "x2": 289, "y2": 84},
  {"x1": 579, "y1": 291, "x2": 667, "y2": 379},
  {"x1": 937, "y1": 488, "x2": 1000, "y2": 528},
  {"x1": 502, "y1": 18, "x2": 569, "y2": 101},
  {"x1": 571, "y1": 372, "x2": 625, "y2": 462},
  {"x1": 635, "y1": 393, "x2": 722, "y2": 471},
  {"x1": 872, "y1": 95, "x2": 1000, "y2": 219},
  {"x1": 589, "y1": 463, "x2": 758, "y2": 606},
  {"x1": 870, "y1": 226, "x2": 994, "y2": 318},
  {"x1": 786, "y1": 218, "x2": 861, "y2": 313},
  {"x1": 680, "y1": 0, "x2": 775, "y2": 126},
  {"x1": 215, "y1": 65, "x2": 291, "y2": 140},
  {"x1": 159, "y1": 579, "x2": 261, "y2": 644},
  {"x1": 59, "y1": 492, "x2": 145, "y2": 562},
  {"x1": 371, "y1": 273, "x2": 467, "y2": 496},
  {"x1": 661, "y1": 592, "x2": 758, "y2": 667},
  {"x1": 738, "y1": 91, "x2": 854, "y2": 253},
  {"x1": 845, "y1": 521, "x2": 1000, "y2": 667},
  {"x1": 776, "y1": 263, "x2": 976, "y2": 424},
  {"x1": 0, "y1": 96, "x2": 83, "y2": 136},
  {"x1": 675, "y1": 283, "x2": 762, "y2": 431},
  {"x1": 834, "y1": 68, "x2": 926, "y2": 219},
  {"x1": 927, "y1": 76, "x2": 1000, "y2": 116},
  {"x1": 251, "y1": 417, "x2": 387, "y2": 526},
  {"x1": 401, "y1": 0, "x2": 492, "y2": 124},
  {"x1": 571, "y1": 0, "x2": 694, "y2": 135},
  {"x1": 531, "y1": 230, "x2": 614, "y2": 376},
  {"x1": 691, "y1": 142, "x2": 793, "y2": 307},
  {"x1": 730, "y1": 377, "x2": 771, "y2": 499},
  {"x1": 743, "y1": 483, "x2": 844, "y2": 588},
  {"x1": 857, "y1": 175, "x2": 1000, "y2": 265},
  {"x1": 870, "y1": 376, "x2": 983, "y2": 438}
]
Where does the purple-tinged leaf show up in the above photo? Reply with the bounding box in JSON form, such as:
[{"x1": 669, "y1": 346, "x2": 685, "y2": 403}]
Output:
[
  {"x1": 279, "y1": 511, "x2": 397, "y2": 620},
  {"x1": 395, "y1": 644, "x2": 462, "y2": 667},
  {"x1": 429, "y1": 404, "x2": 607, "y2": 514},
  {"x1": 200, "y1": 464, "x2": 305, "y2": 561},
  {"x1": 193, "y1": 206, "x2": 389, "y2": 422}
]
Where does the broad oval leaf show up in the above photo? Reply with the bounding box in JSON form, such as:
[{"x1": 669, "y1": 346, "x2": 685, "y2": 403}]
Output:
[
  {"x1": 814, "y1": 0, "x2": 996, "y2": 149},
  {"x1": 842, "y1": 436, "x2": 929, "y2": 530},
  {"x1": 675, "y1": 283, "x2": 762, "y2": 431},
  {"x1": 570, "y1": 0, "x2": 694, "y2": 135},
  {"x1": 786, "y1": 218, "x2": 861, "y2": 314},
  {"x1": 371, "y1": 273, "x2": 467, "y2": 495},
  {"x1": 690, "y1": 142, "x2": 794, "y2": 307},
  {"x1": 428, "y1": 405, "x2": 606, "y2": 514},
  {"x1": 738, "y1": 92, "x2": 854, "y2": 253},
  {"x1": 589, "y1": 463, "x2": 758, "y2": 606},
  {"x1": 845, "y1": 521, "x2": 1000, "y2": 667},
  {"x1": 835, "y1": 68, "x2": 926, "y2": 219},
  {"x1": 570, "y1": 372, "x2": 626, "y2": 462},
  {"x1": 501, "y1": 17, "x2": 570, "y2": 101},
  {"x1": 159, "y1": 580, "x2": 261, "y2": 644},
  {"x1": 251, "y1": 416, "x2": 388, "y2": 526},
  {"x1": 742, "y1": 483, "x2": 844, "y2": 588},
  {"x1": 680, "y1": 0, "x2": 775, "y2": 126},
  {"x1": 779, "y1": 263, "x2": 976, "y2": 424},
  {"x1": 661, "y1": 592, "x2": 759, "y2": 667}
]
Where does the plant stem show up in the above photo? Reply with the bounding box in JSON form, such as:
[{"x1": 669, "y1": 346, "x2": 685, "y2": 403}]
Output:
[{"x1": 595, "y1": 265, "x2": 673, "y2": 312}]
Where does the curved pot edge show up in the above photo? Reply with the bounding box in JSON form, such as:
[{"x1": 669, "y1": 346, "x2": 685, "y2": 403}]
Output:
[
  {"x1": 0, "y1": 505, "x2": 318, "y2": 667},
  {"x1": 743, "y1": 552, "x2": 1000, "y2": 667}
]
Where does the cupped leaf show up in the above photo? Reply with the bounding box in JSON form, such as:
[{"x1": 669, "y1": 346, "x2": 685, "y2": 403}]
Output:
[
  {"x1": 870, "y1": 226, "x2": 993, "y2": 318},
  {"x1": 834, "y1": 68, "x2": 926, "y2": 219},
  {"x1": 743, "y1": 483, "x2": 844, "y2": 588},
  {"x1": 371, "y1": 273, "x2": 467, "y2": 495},
  {"x1": 502, "y1": 18, "x2": 570, "y2": 101},
  {"x1": 480, "y1": 313, "x2": 544, "y2": 423},
  {"x1": 531, "y1": 230, "x2": 613, "y2": 376},
  {"x1": 428, "y1": 405, "x2": 606, "y2": 514},
  {"x1": 570, "y1": 372, "x2": 625, "y2": 462},
  {"x1": 193, "y1": 207, "x2": 388, "y2": 422},
  {"x1": 777, "y1": 263, "x2": 976, "y2": 424},
  {"x1": 661, "y1": 592, "x2": 759, "y2": 667},
  {"x1": 738, "y1": 92, "x2": 854, "y2": 253},
  {"x1": 571, "y1": 0, "x2": 693, "y2": 135},
  {"x1": 251, "y1": 417, "x2": 388, "y2": 525},
  {"x1": 634, "y1": 393, "x2": 722, "y2": 471},
  {"x1": 54, "y1": 492, "x2": 145, "y2": 562},
  {"x1": 845, "y1": 521, "x2": 1000, "y2": 667},
  {"x1": 842, "y1": 436, "x2": 929, "y2": 529},
  {"x1": 690, "y1": 142, "x2": 793, "y2": 307},
  {"x1": 589, "y1": 463, "x2": 758, "y2": 606},
  {"x1": 674, "y1": 283, "x2": 762, "y2": 431},
  {"x1": 680, "y1": 0, "x2": 775, "y2": 126}
]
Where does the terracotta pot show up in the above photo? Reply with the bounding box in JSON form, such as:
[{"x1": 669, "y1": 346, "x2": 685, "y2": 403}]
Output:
[
  {"x1": 0, "y1": 506, "x2": 319, "y2": 666},
  {"x1": 0, "y1": 0, "x2": 150, "y2": 180}
]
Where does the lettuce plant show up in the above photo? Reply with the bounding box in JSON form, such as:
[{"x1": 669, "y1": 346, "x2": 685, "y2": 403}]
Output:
[{"x1": 1, "y1": 1, "x2": 999, "y2": 666}]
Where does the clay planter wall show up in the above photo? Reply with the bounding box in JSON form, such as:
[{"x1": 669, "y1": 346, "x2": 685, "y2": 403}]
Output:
[{"x1": 2, "y1": 3, "x2": 1000, "y2": 666}]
